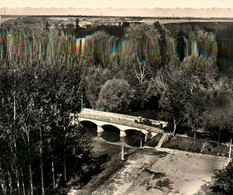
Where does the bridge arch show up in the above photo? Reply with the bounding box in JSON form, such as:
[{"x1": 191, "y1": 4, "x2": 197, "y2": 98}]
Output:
[
  {"x1": 101, "y1": 124, "x2": 120, "y2": 133},
  {"x1": 78, "y1": 115, "x2": 159, "y2": 142},
  {"x1": 79, "y1": 120, "x2": 97, "y2": 128},
  {"x1": 124, "y1": 129, "x2": 145, "y2": 147},
  {"x1": 101, "y1": 124, "x2": 120, "y2": 142}
]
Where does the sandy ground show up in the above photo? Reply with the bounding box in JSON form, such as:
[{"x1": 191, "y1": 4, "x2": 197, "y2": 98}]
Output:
[{"x1": 89, "y1": 148, "x2": 228, "y2": 195}]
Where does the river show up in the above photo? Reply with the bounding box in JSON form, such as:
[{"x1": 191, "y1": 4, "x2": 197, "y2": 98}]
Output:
[{"x1": 82, "y1": 121, "x2": 145, "y2": 149}]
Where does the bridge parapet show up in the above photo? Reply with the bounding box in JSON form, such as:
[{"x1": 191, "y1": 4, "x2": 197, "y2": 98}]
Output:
[
  {"x1": 78, "y1": 109, "x2": 164, "y2": 134},
  {"x1": 80, "y1": 108, "x2": 168, "y2": 128}
]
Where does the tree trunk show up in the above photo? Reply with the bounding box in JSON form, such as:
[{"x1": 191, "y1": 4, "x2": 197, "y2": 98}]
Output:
[
  {"x1": 27, "y1": 130, "x2": 33, "y2": 195},
  {"x1": 7, "y1": 171, "x2": 13, "y2": 194},
  {"x1": 172, "y1": 118, "x2": 177, "y2": 136},
  {"x1": 63, "y1": 127, "x2": 67, "y2": 183},
  {"x1": 218, "y1": 129, "x2": 221, "y2": 145},
  {"x1": 0, "y1": 168, "x2": 7, "y2": 195},
  {"x1": 26, "y1": 120, "x2": 34, "y2": 195},
  {"x1": 15, "y1": 167, "x2": 20, "y2": 194},
  {"x1": 193, "y1": 129, "x2": 197, "y2": 141},
  {"x1": 39, "y1": 126, "x2": 45, "y2": 195},
  {"x1": 20, "y1": 167, "x2": 26, "y2": 195},
  {"x1": 13, "y1": 92, "x2": 21, "y2": 194},
  {"x1": 51, "y1": 156, "x2": 56, "y2": 192},
  {"x1": 29, "y1": 164, "x2": 33, "y2": 195},
  {"x1": 63, "y1": 152, "x2": 67, "y2": 183}
]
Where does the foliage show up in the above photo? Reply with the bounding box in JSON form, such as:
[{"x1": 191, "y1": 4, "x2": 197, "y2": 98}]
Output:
[
  {"x1": 211, "y1": 161, "x2": 233, "y2": 194},
  {"x1": 158, "y1": 69, "x2": 192, "y2": 135},
  {"x1": 124, "y1": 24, "x2": 161, "y2": 63},
  {"x1": 0, "y1": 25, "x2": 78, "y2": 65},
  {"x1": 163, "y1": 136, "x2": 228, "y2": 156},
  {"x1": 145, "y1": 75, "x2": 167, "y2": 109},
  {"x1": 0, "y1": 63, "x2": 98, "y2": 194},
  {"x1": 97, "y1": 78, "x2": 135, "y2": 113},
  {"x1": 84, "y1": 66, "x2": 112, "y2": 108},
  {"x1": 204, "y1": 107, "x2": 233, "y2": 144}
]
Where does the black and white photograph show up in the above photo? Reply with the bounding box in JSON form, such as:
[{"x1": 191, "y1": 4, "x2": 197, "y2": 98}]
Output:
[{"x1": 0, "y1": 0, "x2": 233, "y2": 194}]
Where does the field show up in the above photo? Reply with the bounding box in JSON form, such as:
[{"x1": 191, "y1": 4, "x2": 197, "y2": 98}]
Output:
[
  {"x1": 2, "y1": 15, "x2": 233, "y2": 27},
  {"x1": 0, "y1": 16, "x2": 17, "y2": 24}
]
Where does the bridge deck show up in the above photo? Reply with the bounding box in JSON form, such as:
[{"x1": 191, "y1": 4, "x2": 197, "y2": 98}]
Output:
[
  {"x1": 80, "y1": 108, "x2": 168, "y2": 127},
  {"x1": 78, "y1": 108, "x2": 164, "y2": 133}
]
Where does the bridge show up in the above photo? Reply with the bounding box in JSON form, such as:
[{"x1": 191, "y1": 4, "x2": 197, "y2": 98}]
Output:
[{"x1": 70, "y1": 108, "x2": 167, "y2": 142}]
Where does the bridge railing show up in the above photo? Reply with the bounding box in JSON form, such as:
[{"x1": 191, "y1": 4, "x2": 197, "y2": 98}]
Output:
[
  {"x1": 78, "y1": 112, "x2": 163, "y2": 133},
  {"x1": 80, "y1": 108, "x2": 168, "y2": 128}
]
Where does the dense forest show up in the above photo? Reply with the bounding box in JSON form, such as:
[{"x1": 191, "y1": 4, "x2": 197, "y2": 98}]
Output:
[{"x1": 0, "y1": 19, "x2": 232, "y2": 194}]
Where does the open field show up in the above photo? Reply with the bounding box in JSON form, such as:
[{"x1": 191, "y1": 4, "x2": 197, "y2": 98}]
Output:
[
  {"x1": 0, "y1": 17, "x2": 17, "y2": 24},
  {"x1": 2, "y1": 15, "x2": 233, "y2": 26}
]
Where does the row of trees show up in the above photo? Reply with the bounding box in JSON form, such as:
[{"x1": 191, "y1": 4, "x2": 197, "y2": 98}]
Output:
[
  {"x1": 77, "y1": 24, "x2": 217, "y2": 68},
  {"x1": 0, "y1": 25, "x2": 79, "y2": 64},
  {"x1": 0, "y1": 62, "x2": 105, "y2": 194},
  {"x1": 0, "y1": 23, "x2": 218, "y2": 68}
]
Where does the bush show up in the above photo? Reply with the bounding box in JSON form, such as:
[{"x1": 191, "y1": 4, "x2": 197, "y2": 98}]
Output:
[
  {"x1": 211, "y1": 161, "x2": 233, "y2": 194},
  {"x1": 163, "y1": 136, "x2": 228, "y2": 156}
]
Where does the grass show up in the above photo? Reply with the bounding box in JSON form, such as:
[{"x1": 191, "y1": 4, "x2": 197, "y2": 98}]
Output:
[{"x1": 163, "y1": 135, "x2": 229, "y2": 157}]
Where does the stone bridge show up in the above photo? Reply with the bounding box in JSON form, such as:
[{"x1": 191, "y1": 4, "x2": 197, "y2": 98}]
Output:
[{"x1": 70, "y1": 108, "x2": 167, "y2": 141}]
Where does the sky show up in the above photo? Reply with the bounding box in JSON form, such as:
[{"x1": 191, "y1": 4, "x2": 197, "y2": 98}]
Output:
[{"x1": 1, "y1": 0, "x2": 233, "y2": 9}]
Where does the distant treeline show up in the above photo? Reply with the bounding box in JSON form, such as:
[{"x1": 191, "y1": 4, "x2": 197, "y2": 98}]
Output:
[
  {"x1": 2, "y1": 15, "x2": 233, "y2": 20},
  {"x1": 165, "y1": 22, "x2": 233, "y2": 74},
  {"x1": 0, "y1": 26, "x2": 78, "y2": 65},
  {"x1": 0, "y1": 22, "x2": 218, "y2": 67}
]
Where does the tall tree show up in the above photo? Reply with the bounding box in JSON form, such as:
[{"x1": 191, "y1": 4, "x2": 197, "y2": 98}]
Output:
[
  {"x1": 97, "y1": 78, "x2": 135, "y2": 113},
  {"x1": 159, "y1": 69, "x2": 192, "y2": 135}
]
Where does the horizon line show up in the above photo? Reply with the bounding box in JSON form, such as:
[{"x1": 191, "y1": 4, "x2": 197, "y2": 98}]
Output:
[{"x1": 1, "y1": 7, "x2": 233, "y2": 9}]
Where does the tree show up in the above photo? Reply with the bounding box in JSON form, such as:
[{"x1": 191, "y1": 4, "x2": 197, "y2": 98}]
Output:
[
  {"x1": 176, "y1": 29, "x2": 185, "y2": 61},
  {"x1": 84, "y1": 67, "x2": 112, "y2": 108},
  {"x1": 204, "y1": 107, "x2": 233, "y2": 145},
  {"x1": 97, "y1": 78, "x2": 134, "y2": 113},
  {"x1": 186, "y1": 92, "x2": 206, "y2": 140},
  {"x1": 91, "y1": 31, "x2": 111, "y2": 66},
  {"x1": 159, "y1": 69, "x2": 192, "y2": 135},
  {"x1": 131, "y1": 58, "x2": 151, "y2": 84},
  {"x1": 145, "y1": 75, "x2": 167, "y2": 110},
  {"x1": 0, "y1": 62, "x2": 98, "y2": 194},
  {"x1": 124, "y1": 24, "x2": 161, "y2": 65}
]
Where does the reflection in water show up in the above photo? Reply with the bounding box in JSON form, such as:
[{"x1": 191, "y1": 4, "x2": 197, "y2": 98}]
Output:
[
  {"x1": 83, "y1": 124, "x2": 144, "y2": 147},
  {"x1": 101, "y1": 125, "x2": 120, "y2": 142},
  {"x1": 101, "y1": 130, "x2": 120, "y2": 142},
  {"x1": 85, "y1": 126, "x2": 97, "y2": 138}
]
